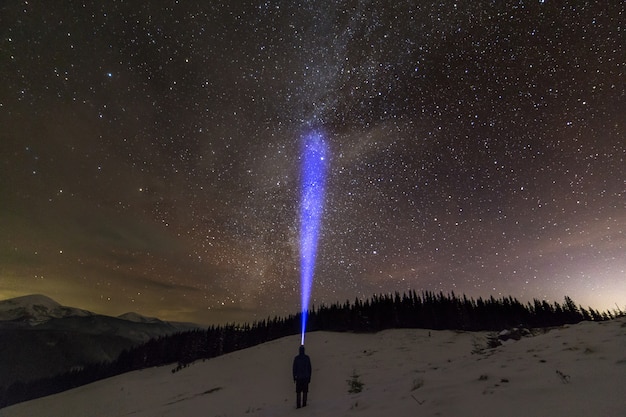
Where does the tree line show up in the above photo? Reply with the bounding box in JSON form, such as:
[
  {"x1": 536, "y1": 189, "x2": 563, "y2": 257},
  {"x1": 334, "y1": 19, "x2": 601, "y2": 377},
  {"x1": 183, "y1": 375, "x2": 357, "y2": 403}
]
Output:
[
  {"x1": 1, "y1": 291, "x2": 621, "y2": 408},
  {"x1": 307, "y1": 291, "x2": 615, "y2": 332}
]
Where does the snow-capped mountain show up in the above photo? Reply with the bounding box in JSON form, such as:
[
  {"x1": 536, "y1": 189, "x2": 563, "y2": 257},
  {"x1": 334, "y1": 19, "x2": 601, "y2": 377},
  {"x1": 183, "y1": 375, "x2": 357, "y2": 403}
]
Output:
[
  {"x1": 0, "y1": 294, "x2": 202, "y2": 392},
  {"x1": 0, "y1": 294, "x2": 197, "y2": 330},
  {"x1": 116, "y1": 311, "x2": 201, "y2": 331},
  {"x1": 117, "y1": 311, "x2": 164, "y2": 324},
  {"x1": 0, "y1": 294, "x2": 93, "y2": 325}
]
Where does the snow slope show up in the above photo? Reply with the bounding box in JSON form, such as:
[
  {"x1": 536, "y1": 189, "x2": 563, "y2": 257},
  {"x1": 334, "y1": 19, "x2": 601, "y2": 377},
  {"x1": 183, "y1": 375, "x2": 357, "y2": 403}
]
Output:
[{"x1": 4, "y1": 318, "x2": 626, "y2": 417}]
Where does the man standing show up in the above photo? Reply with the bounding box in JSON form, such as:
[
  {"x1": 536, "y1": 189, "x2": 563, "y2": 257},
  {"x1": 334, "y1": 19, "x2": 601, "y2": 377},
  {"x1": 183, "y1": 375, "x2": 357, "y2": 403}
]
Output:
[{"x1": 292, "y1": 345, "x2": 312, "y2": 408}]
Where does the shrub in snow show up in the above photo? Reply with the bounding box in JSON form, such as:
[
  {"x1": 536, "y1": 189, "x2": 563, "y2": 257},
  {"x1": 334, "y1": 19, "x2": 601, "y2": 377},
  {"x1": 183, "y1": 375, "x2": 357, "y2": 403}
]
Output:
[
  {"x1": 472, "y1": 334, "x2": 501, "y2": 354},
  {"x1": 411, "y1": 378, "x2": 424, "y2": 391},
  {"x1": 347, "y1": 370, "x2": 364, "y2": 393},
  {"x1": 556, "y1": 370, "x2": 570, "y2": 384},
  {"x1": 498, "y1": 327, "x2": 531, "y2": 341}
]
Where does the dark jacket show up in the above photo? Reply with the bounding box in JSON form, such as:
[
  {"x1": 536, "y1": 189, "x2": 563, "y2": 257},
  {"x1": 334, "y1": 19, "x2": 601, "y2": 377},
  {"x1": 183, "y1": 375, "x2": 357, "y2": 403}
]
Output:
[{"x1": 292, "y1": 346, "x2": 312, "y2": 382}]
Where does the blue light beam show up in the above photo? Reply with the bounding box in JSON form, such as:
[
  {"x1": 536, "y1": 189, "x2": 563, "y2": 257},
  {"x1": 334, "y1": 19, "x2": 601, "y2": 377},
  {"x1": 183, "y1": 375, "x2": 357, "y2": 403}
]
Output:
[{"x1": 299, "y1": 131, "x2": 328, "y2": 345}]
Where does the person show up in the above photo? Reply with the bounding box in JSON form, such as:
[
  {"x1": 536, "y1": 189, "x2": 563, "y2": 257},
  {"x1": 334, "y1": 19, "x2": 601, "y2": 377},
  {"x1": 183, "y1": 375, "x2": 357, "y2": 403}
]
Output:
[{"x1": 292, "y1": 345, "x2": 312, "y2": 408}]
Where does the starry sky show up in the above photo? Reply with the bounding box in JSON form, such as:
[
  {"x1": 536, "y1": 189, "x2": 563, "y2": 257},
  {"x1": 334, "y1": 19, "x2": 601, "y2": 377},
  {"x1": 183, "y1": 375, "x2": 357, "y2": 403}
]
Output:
[{"x1": 1, "y1": 1, "x2": 624, "y2": 325}]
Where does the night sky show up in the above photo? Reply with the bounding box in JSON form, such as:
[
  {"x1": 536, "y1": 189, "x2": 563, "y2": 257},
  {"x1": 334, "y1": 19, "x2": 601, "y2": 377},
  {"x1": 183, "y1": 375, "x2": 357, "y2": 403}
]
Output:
[{"x1": 1, "y1": 1, "x2": 624, "y2": 325}]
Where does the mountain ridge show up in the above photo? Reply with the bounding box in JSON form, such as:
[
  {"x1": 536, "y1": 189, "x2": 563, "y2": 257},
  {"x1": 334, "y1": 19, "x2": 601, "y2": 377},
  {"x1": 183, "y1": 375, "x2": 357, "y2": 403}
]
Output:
[
  {"x1": 0, "y1": 294, "x2": 195, "y2": 328},
  {"x1": 0, "y1": 294, "x2": 203, "y2": 391},
  {"x1": 0, "y1": 294, "x2": 93, "y2": 325}
]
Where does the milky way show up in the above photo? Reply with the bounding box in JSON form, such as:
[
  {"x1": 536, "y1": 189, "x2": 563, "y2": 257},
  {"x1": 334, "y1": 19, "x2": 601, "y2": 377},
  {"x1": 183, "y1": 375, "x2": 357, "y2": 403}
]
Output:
[{"x1": 0, "y1": 1, "x2": 624, "y2": 324}]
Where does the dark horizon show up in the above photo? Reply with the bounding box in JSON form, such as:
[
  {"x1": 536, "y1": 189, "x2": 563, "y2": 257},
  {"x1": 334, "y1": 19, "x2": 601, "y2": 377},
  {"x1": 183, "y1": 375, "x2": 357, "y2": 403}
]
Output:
[{"x1": 1, "y1": 289, "x2": 622, "y2": 328}]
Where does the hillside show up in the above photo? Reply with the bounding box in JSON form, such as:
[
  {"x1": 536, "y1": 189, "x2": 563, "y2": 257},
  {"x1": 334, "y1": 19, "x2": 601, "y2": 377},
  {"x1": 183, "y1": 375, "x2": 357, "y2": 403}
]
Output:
[
  {"x1": 0, "y1": 295, "x2": 200, "y2": 390},
  {"x1": 4, "y1": 318, "x2": 625, "y2": 417}
]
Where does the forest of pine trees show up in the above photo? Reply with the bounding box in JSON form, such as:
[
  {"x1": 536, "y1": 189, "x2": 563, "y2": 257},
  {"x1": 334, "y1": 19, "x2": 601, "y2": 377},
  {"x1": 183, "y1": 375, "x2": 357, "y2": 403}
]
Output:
[{"x1": 1, "y1": 291, "x2": 620, "y2": 407}]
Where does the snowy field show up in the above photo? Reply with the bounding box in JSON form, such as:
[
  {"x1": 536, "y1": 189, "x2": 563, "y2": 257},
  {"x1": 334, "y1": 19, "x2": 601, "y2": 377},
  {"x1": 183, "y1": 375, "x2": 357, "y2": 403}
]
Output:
[{"x1": 3, "y1": 317, "x2": 626, "y2": 417}]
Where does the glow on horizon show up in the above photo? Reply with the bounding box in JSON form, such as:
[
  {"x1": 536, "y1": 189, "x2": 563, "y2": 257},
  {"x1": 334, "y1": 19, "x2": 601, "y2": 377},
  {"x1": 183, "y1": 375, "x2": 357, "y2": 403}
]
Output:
[{"x1": 299, "y1": 131, "x2": 328, "y2": 345}]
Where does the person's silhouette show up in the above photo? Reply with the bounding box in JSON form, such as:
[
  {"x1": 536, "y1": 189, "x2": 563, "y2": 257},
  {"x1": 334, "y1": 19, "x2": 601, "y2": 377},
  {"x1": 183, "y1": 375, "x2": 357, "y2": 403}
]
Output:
[{"x1": 292, "y1": 345, "x2": 312, "y2": 408}]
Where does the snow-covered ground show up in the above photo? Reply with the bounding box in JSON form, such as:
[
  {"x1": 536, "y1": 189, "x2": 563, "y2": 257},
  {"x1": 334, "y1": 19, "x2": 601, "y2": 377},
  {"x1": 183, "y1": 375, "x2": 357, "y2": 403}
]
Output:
[{"x1": 4, "y1": 317, "x2": 626, "y2": 417}]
